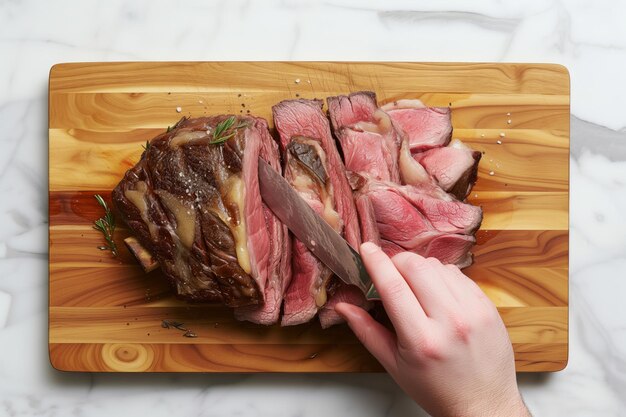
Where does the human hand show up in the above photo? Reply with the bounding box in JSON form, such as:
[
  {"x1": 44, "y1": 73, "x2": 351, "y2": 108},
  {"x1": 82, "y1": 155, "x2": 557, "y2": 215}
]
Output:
[{"x1": 335, "y1": 242, "x2": 531, "y2": 417}]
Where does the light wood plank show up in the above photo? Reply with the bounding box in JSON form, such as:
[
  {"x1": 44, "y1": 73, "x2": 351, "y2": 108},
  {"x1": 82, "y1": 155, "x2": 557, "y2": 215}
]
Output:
[
  {"x1": 49, "y1": 342, "x2": 567, "y2": 372},
  {"x1": 49, "y1": 62, "x2": 570, "y2": 94},
  {"x1": 49, "y1": 306, "x2": 567, "y2": 345},
  {"x1": 48, "y1": 92, "x2": 569, "y2": 130}
]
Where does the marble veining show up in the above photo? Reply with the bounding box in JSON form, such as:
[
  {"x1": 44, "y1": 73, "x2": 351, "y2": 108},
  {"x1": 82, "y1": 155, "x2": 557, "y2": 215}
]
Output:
[{"x1": 1, "y1": 0, "x2": 626, "y2": 416}]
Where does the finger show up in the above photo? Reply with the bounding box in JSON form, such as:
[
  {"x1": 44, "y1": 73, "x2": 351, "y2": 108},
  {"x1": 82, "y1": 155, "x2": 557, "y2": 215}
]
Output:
[
  {"x1": 440, "y1": 264, "x2": 472, "y2": 305},
  {"x1": 445, "y1": 265, "x2": 492, "y2": 307},
  {"x1": 335, "y1": 302, "x2": 398, "y2": 373},
  {"x1": 360, "y1": 243, "x2": 428, "y2": 335},
  {"x1": 392, "y1": 253, "x2": 458, "y2": 320}
]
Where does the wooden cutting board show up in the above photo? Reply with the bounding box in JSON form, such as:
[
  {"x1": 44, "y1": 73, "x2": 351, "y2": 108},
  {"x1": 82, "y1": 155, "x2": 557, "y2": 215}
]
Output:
[{"x1": 48, "y1": 62, "x2": 569, "y2": 372}]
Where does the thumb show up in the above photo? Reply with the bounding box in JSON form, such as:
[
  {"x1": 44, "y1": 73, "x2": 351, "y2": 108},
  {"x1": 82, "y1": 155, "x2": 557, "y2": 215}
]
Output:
[{"x1": 335, "y1": 302, "x2": 398, "y2": 373}]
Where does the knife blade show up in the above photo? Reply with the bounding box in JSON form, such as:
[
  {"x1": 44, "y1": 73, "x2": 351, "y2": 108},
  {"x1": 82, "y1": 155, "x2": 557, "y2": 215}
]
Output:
[{"x1": 258, "y1": 158, "x2": 378, "y2": 300}]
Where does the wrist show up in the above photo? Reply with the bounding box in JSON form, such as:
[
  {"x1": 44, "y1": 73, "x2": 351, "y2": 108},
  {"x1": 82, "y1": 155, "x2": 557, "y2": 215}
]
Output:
[
  {"x1": 477, "y1": 393, "x2": 530, "y2": 417},
  {"x1": 447, "y1": 391, "x2": 530, "y2": 417}
]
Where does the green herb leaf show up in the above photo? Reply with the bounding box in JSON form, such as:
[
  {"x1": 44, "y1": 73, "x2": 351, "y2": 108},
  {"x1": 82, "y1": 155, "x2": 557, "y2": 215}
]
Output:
[
  {"x1": 93, "y1": 194, "x2": 118, "y2": 257},
  {"x1": 209, "y1": 116, "x2": 249, "y2": 145},
  {"x1": 166, "y1": 116, "x2": 188, "y2": 134},
  {"x1": 141, "y1": 140, "x2": 151, "y2": 150}
]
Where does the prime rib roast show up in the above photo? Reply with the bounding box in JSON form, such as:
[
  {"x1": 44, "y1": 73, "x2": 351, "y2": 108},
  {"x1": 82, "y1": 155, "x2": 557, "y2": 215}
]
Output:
[{"x1": 112, "y1": 91, "x2": 482, "y2": 327}]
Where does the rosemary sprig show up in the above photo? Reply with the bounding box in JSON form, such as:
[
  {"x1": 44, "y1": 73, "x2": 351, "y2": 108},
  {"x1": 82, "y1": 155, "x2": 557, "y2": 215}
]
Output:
[
  {"x1": 141, "y1": 140, "x2": 151, "y2": 150},
  {"x1": 161, "y1": 320, "x2": 197, "y2": 337},
  {"x1": 161, "y1": 320, "x2": 186, "y2": 331},
  {"x1": 166, "y1": 116, "x2": 188, "y2": 134},
  {"x1": 209, "y1": 116, "x2": 249, "y2": 145},
  {"x1": 93, "y1": 194, "x2": 118, "y2": 257}
]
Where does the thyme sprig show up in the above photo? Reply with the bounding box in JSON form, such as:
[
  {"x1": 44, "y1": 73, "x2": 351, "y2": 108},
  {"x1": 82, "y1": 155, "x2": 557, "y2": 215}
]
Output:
[
  {"x1": 209, "y1": 116, "x2": 249, "y2": 145},
  {"x1": 161, "y1": 320, "x2": 198, "y2": 338},
  {"x1": 93, "y1": 194, "x2": 118, "y2": 257},
  {"x1": 161, "y1": 320, "x2": 186, "y2": 331}
]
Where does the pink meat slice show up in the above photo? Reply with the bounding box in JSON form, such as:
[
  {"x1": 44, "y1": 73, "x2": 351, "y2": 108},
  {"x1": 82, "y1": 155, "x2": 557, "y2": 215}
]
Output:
[
  {"x1": 273, "y1": 99, "x2": 367, "y2": 327},
  {"x1": 365, "y1": 180, "x2": 482, "y2": 236},
  {"x1": 354, "y1": 193, "x2": 381, "y2": 247},
  {"x1": 413, "y1": 139, "x2": 482, "y2": 200},
  {"x1": 273, "y1": 99, "x2": 361, "y2": 248},
  {"x1": 327, "y1": 92, "x2": 401, "y2": 183},
  {"x1": 282, "y1": 200, "x2": 333, "y2": 326},
  {"x1": 319, "y1": 284, "x2": 369, "y2": 329},
  {"x1": 382, "y1": 100, "x2": 452, "y2": 153},
  {"x1": 235, "y1": 118, "x2": 291, "y2": 325},
  {"x1": 358, "y1": 179, "x2": 481, "y2": 267}
]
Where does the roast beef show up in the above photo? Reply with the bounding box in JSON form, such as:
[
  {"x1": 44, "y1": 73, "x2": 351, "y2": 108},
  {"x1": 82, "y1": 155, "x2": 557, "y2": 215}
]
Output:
[
  {"x1": 413, "y1": 139, "x2": 482, "y2": 200},
  {"x1": 278, "y1": 136, "x2": 340, "y2": 325},
  {"x1": 356, "y1": 179, "x2": 480, "y2": 268},
  {"x1": 112, "y1": 116, "x2": 285, "y2": 311},
  {"x1": 272, "y1": 99, "x2": 366, "y2": 326},
  {"x1": 328, "y1": 92, "x2": 481, "y2": 268},
  {"x1": 382, "y1": 100, "x2": 452, "y2": 152},
  {"x1": 234, "y1": 123, "x2": 292, "y2": 324},
  {"x1": 327, "y1": 92, "x2": 401, "y2": 182},
  {"x1": 114, "y1": 92, "x2": 483, "y2": 328}
]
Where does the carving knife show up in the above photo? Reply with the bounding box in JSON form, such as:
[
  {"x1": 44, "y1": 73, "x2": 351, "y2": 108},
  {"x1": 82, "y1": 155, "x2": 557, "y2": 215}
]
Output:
[{"x1": 258, "y1": 158, "x2": 379, "y2": 300}]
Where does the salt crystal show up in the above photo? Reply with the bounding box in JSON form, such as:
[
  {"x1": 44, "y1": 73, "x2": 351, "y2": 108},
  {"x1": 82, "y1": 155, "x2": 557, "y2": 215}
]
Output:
[
  {"x1": 307, "y1": 80, "x2": 311, "y2": 84},
  {"x1": 199, "y1": 100, "x2": 203, "y2": 104},
  {"x1": 506, "y1": 112, "x2": 511, "y2": 116},
  {"x1": 507, "y1": 119, "x2": 512, "y2": 124},
  {"x1": 474, "y1": 193, "x2": 478, "y2": 198},
  {"x1": 176, "y1": 106, "x2": 182, "y2": 113},
  {"x1": 489, "y1": 171, "x2": 495, "y2": 176},
  {"x1": 499, "y1": 132, "x2": 505, "y2": 138},
  {"x1": 496, "y1": 140, "x2": 502, "y2": 145},
  {"x1": 295, "y1": 78, "x2": 301, "y2": 84},
  {"x1": 310, "y1": 240, "x2": 316, "y2": 247},
  {"x1": 481, "y1": 134, "x2": 485, "y2": 138}
]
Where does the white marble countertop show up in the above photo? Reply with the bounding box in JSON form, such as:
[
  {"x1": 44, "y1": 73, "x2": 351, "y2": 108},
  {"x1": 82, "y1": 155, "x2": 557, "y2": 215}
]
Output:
[{"x1": 1, "y1": 1, "x2": 625, "y2": 416}]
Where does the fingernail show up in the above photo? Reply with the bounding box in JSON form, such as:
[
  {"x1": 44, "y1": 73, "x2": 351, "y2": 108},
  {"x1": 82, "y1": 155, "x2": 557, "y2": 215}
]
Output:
[{"x1": 360, "y1": 242, "x2": 380, "y2": 255}]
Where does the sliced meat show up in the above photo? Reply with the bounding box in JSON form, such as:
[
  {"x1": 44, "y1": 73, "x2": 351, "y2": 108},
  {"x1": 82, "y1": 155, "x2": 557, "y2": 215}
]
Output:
[
  {"x1": 273, "y1": 99, "x2": 364, "y2": 326},
  {"x1": 382, "y1": 100, "x2": 452, "y2": 152},
  {"x1": 280, "y1": 137, "x2": 340, "y2": 326},
  {"x1": 327, "y1": 92, "x2": 401, "y2": 183},
  {"x1": 273, "y1": 99, "x2": 361, "y2": 247},
  {"x1": 420, "y1": 233, "x2": 475, "y2": 268},
  {"x1": 235, "y1": 119, "x2": 291, "y2": 324},
  {"x1": 319, "y1": 284, "x2": 369, "y2": 329},
  {"x1": 413, "y1": 139, "x2": 482, "y2": 200},
  {"x1": 354, "y1": 193, "x2": 381, "y2": 247},
  {"x1": 397, "y1": 182, "x2": 482, "y2": 235},
  {"x1": 360, "y1": 179, "x2": 482, "y2": 236},
  {"x1": 356, "y1": 179, "x2": 482, "y2": 267},
  {"x1": 112, "y1": 116, "x2": 275, "y2": 308}
]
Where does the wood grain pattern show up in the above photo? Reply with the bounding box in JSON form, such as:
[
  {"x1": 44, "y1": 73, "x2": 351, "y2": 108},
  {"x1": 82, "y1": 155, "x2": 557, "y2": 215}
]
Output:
[{"x1": 49, "y1": 62, "x2": 569, "y2": 372}]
